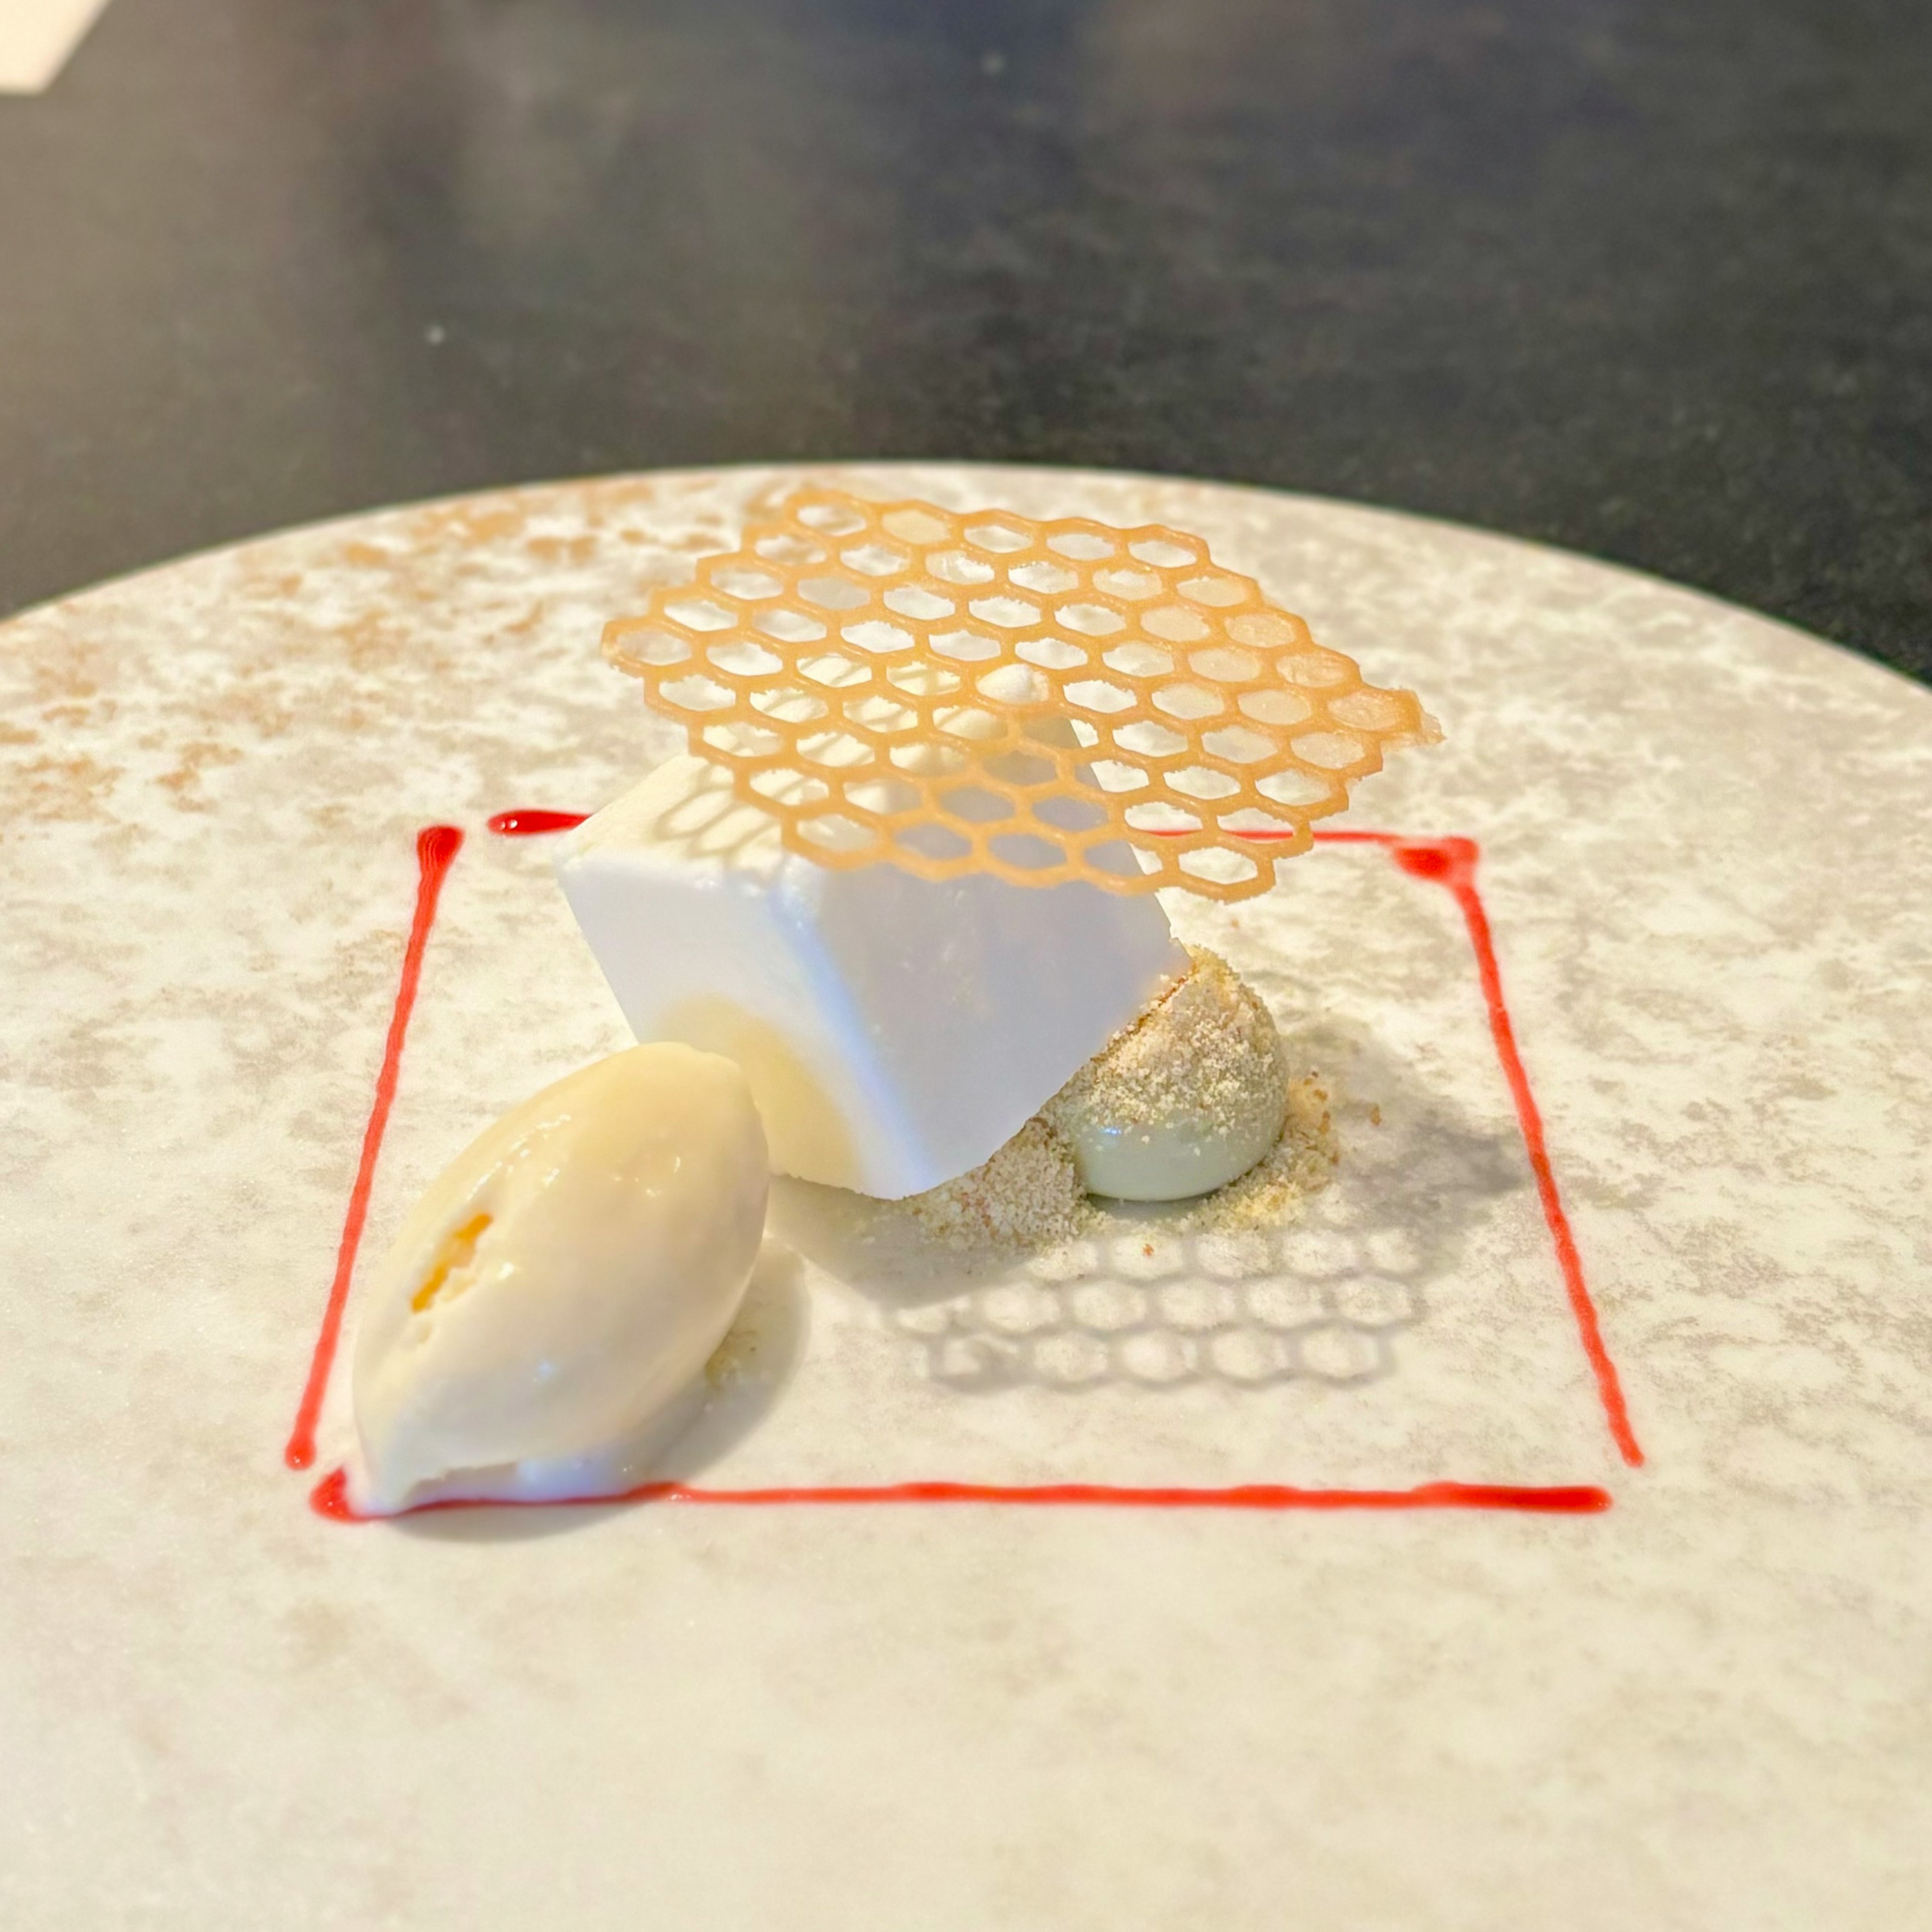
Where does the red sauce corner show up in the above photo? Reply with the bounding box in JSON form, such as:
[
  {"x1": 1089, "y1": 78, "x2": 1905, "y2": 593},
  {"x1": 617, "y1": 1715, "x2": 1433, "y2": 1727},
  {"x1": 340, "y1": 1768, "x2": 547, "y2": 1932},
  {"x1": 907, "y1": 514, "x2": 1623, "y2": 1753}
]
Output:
[
  {"x1": 487, "y1": 810, "x2": 588, "y2": 837},
  {"x1": 1392, "y1": 836, "x2": 1478, "y2": 886}
]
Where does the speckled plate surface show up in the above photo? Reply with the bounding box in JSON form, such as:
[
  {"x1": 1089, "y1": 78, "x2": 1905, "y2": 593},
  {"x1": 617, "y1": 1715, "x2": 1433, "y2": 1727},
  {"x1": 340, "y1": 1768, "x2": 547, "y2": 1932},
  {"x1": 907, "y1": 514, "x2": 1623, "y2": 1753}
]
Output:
[{"x1": 4, "y1": 464, "x2": 1929, "y2": 1929}]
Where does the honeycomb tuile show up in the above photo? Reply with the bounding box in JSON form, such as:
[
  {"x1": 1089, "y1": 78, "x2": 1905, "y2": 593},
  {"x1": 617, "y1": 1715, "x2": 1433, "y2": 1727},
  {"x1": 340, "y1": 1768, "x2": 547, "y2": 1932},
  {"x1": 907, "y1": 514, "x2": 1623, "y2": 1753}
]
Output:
[{"x1": 603, "y1": 487, "x2": 1437, "y2": 902}]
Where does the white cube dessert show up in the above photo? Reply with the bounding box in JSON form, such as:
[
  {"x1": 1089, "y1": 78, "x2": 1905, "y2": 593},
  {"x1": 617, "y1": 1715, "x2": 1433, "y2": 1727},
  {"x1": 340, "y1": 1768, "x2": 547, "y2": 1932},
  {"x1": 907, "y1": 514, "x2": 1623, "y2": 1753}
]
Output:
[{"x1": 554, "y1": 756, "x2": 1188, "y2": 1198}]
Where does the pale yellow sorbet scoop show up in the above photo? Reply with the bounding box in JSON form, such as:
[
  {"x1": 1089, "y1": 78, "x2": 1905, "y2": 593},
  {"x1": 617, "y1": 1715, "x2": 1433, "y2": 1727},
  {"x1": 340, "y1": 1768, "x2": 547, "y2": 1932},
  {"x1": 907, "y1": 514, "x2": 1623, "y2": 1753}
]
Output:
[{"x1": 350, "y1": 1042, "x2": 768, "y2": 1514}]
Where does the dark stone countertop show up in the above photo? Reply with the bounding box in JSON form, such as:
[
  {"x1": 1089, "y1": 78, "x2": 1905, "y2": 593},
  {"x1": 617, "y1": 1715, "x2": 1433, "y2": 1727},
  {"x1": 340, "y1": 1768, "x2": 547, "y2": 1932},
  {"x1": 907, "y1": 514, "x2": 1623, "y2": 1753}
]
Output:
[{"x1": 2, "y1": 0, "x2": 1928, "y2": 685}]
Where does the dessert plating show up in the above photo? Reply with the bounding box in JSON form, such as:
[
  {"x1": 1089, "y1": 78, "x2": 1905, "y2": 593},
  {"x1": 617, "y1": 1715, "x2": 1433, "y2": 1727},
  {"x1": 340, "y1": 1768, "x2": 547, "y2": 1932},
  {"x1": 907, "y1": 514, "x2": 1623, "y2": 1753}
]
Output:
[{"x1": 337, "y1": 489, "x2": 1435, "y2": 1512}]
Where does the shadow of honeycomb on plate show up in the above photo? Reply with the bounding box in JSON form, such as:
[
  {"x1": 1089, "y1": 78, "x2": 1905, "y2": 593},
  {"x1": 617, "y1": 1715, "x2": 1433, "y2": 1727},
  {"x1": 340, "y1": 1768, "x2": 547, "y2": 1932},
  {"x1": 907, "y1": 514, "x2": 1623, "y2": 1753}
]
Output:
[
  {"x1": 766, "y1": 999, "x2": 1527, "y2": 1402},
  {"x1": 887, "y1": 1178, "x2": 1422, "y2": 1392}
]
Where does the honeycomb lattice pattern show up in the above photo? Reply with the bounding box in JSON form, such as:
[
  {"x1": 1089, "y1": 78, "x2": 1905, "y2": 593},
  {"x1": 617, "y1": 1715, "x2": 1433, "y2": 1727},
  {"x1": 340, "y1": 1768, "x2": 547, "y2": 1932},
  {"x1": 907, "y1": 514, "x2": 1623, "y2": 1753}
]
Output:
[
  {"x1": 604, "y1": 488, "x2": 1436, "y2": 902},
  {"x1": 891, "y1": 1212, "x2": 1421, "y2": 1393}
]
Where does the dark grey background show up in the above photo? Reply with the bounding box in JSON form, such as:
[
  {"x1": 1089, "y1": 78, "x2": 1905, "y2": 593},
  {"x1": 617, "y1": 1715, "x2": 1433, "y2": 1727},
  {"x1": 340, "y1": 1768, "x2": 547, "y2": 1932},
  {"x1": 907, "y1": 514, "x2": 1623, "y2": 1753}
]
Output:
[{"x1": 3, "y1": 0, "x2": 1927, "y2": 682}]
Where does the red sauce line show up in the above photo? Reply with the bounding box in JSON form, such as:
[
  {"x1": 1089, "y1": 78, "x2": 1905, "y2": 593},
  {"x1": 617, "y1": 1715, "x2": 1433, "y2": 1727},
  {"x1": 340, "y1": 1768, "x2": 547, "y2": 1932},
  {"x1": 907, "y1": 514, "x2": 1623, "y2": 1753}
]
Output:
[
  {"x1": 1392, "y1": 840, "x2": 1645, "y2": 1467},
  {"x1": 310, "y1": 1467, "x2": 1609, "y2": 1521},
  {"x1": 283, "y1": 826, "x2": 464, "y2": 1470},
  {"x1": 487, "y1": 814, "x2": 1386, "y2": 845},
  {"x1": 487, "y1": 809, "x2": 588, "y2": 837}
]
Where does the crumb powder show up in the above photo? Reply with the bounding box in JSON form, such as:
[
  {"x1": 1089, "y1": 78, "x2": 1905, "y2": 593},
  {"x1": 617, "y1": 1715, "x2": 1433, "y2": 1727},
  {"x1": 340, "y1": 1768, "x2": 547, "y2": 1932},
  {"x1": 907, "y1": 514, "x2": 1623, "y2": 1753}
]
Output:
[
  {"x1": 893, "y1": 951, "x2": 1339, "y2": 1255},
  {"x1": 905, "y1": 1116, "x2": 1095, "y2": 1250},
  {"x1": 1042, "y1": 944, "x2": 1287, "y2": 1158},
  {"x1": 1166, "y1": 1071, "x2": 1338, "y2": 1233}
]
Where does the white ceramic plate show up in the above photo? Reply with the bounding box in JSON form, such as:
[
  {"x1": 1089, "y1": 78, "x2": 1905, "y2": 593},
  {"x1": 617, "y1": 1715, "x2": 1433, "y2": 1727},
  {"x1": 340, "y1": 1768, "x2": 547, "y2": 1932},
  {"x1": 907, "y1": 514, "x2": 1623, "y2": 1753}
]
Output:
[{"x1": 4, "y1": 465, "x2": 1929, "y2": 1928}]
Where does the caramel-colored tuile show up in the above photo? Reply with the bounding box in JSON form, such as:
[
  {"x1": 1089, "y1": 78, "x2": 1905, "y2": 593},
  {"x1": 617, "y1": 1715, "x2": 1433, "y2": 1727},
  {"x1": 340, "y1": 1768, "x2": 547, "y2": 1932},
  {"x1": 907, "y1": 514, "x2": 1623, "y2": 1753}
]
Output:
[{"x1": 604, "y1": 487, "x2": 1436, "y2": 902}]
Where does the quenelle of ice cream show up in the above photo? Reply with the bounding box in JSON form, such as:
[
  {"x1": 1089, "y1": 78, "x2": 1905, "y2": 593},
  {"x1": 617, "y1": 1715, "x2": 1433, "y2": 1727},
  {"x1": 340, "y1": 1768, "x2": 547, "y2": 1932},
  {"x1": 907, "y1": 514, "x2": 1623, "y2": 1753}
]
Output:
[{"x1": 349, "y1": 1042, "x2": 768, "y2": 1515}]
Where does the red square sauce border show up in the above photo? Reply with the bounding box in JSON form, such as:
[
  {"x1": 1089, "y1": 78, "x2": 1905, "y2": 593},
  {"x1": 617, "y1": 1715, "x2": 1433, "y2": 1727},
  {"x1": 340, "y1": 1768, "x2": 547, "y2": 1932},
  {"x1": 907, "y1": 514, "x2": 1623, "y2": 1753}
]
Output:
[{"x1": 286, "y1": 819, "x2": 1642, "y2": 1522}]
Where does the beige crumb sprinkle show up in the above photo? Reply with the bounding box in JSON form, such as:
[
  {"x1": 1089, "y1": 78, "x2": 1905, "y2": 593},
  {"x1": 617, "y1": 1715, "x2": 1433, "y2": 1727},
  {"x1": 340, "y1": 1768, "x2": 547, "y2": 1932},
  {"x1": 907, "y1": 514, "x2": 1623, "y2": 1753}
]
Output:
[
  {"x1": 1043, "y1": 945, "x2": 1285, "y2": 1142},
  {"x1": 1164, "y1": 1070, "x2": 1340, "y2": 1231},
  {"x1": 882, "y1": 953, "x2": 1339, "y2": 1255},
  {"x1": 903, "y1": 1115, "x2": 1096, "y2": 1250}
]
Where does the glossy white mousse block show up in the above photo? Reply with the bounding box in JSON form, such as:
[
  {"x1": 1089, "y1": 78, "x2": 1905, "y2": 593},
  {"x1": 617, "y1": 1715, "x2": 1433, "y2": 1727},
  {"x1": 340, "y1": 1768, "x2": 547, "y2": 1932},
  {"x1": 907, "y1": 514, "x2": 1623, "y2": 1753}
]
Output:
[{"x1": 554, "y1": 756, "x2": 1189, "y2": 1198}]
